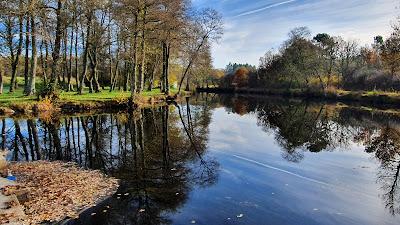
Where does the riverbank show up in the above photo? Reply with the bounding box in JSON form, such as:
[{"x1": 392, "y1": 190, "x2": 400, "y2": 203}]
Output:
[
  {"x1": 197, "y1": 87, "x2": 400, "y2": 107},
  {"x1": 1, "y1": 161, "x2": 119, "y2": 224},
  {"x1": 0, "y1": 88, "x2": 185, "y2": 116}
]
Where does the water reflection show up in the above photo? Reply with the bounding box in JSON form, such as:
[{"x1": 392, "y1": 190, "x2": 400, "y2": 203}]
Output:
[
  {"x1": 3, "y1": 95, "x2": 400, "y2": 223},
  {"x1": 213, "y1": 95, "x2": 400, "y2": 217},
  {"x1": 2, "y1": 104, "x2": 219, "y2": 224}
]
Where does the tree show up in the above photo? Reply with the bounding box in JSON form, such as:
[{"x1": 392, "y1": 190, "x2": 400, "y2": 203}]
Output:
[
  {"x1": 313, "y1": 33, "x2": 339, "y2": 87},
  {"x1": 232, "y1": 67, "x2": 249, "y2": 87},
  {"x1": 0, "y1": 0, "x2": 24, "y2": 93},
  {"x1": 25, "y1": 0, "x2": 39, "y2": 95},
  {"x1": 381, "y1": 32, "x2": 400, "y2": 76},
  {"x1": 337, "y1": 38, "x2": 359, "y2": 79},
  {"x1": 177, "y1": 8, "x2": 223, "y2": 94},
  {"x1": 0, "y1": 0, "x2": 223, "y2": 98}
]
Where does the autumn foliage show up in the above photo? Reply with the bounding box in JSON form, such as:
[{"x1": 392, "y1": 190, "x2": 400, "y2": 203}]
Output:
[
  {"x1": 232, "y1": 67, "x2": 250, "y2": 87},
  {"x1": 3, "y1": 161, "x2": 119, "y2": 224}
]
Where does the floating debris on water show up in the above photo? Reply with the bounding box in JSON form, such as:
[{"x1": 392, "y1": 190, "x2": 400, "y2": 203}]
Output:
[{"x1": 237, "y1": 214, "x2": 244, "y2": 218}]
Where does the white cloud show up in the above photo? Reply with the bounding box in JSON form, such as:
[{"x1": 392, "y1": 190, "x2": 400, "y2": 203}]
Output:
[{"x1": 205, "y1": 0, "x2": 398, "y2": 68}]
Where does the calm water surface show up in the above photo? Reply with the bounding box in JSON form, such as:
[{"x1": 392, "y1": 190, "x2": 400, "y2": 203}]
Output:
[{"x1": 2, "y1": 95, "x2": 400, "y2": 225}]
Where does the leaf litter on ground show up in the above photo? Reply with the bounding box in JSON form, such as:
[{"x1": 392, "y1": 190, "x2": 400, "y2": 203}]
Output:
[{"x1": 2, "y1": 161, "x2": 119, "y2": 224}]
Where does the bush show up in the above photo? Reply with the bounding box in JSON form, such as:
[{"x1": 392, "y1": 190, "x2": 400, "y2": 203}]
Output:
[
  {"x1": 33, "y1": 98, "x2": 55, "y2": 113},
  {"x1": 343, "y1": 68, "x2": 400, "y2": 91},
  {"x1": 36, "y1": 83, "x2": 60, "y2": 101}
]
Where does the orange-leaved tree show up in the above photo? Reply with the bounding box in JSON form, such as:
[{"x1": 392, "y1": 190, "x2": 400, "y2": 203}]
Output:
[{"x1": 232, "y1": 67, "x2": 249, "y2": 87}]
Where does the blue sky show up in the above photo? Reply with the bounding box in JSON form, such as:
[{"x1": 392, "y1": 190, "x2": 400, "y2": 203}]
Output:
[{"x1": 192, "y1": 0, "x2": 398, "y2": 68}]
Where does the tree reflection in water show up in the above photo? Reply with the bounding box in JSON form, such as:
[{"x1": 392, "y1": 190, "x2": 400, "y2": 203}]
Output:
[
  {"x1": 4, "y1": 95, "x2": 400, "y2": 219},
  {"x1": 210, "y1": 94, "x2": 400, "y2": 216},
  {"x1": 1, "y1": 104, "x2": 219, "y2": 224}
]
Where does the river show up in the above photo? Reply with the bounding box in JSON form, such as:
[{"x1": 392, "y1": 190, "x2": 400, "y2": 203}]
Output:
[{"x1": 3, "y1": 94, "x2": 400, "y2": 225}]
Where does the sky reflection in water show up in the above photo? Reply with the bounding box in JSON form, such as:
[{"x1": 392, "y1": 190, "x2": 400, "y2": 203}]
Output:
[{"x1": 3, "y1": 95, "x2": 400, "y2": 225}]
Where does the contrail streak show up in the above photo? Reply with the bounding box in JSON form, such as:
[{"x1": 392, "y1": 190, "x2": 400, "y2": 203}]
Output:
[
  {"x1": 235, "y1": 0, "x2": 297, "y2": 17},
  {"x1": 232, "y1": 154, "x2": 330, "y2": 186}
]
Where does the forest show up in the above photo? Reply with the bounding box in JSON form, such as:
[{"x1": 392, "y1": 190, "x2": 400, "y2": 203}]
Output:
[
  {"x1": 0, "y1": 0, "x2": 223, "y2": 100},
  {"x1": 220, "y1": 25, "x2": 400, "y2": 95}
]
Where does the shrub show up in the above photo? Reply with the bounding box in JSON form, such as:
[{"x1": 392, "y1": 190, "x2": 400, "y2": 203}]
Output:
[
  {"x1": 36, "y1": 84, "x2": 60, "y2": 101},
  {"x1": 343, "y1": 68, "x2": 400, "y2": 91},
  {"x1": 33, "y1": 97, "x2": 54, "y2": 113}
]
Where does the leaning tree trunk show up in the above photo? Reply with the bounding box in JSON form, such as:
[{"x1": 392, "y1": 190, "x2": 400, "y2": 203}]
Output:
[{"x1": 178, "y1": 35, "x2": 207, "y2": 95}]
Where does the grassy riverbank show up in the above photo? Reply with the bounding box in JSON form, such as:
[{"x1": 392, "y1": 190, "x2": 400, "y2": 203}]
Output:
[
  {"x1": 0, "y1": 82, "x2": 181, "y2": 115},
  {"x1": 197, "y1": 87, "x2": 400, "y2": 106}
]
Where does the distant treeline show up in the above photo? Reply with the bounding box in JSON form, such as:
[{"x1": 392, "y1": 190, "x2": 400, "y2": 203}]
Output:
[{"x1": 219, "y1": 25, "x2": 400, "y2": 92}]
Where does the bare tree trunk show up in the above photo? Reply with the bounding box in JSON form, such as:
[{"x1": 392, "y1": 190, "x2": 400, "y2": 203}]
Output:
[
  {"x1": 24, "y1": 17, "x2": 30, "y2": 92},
  {"x1": 139, "y1": 8, "x2": 147, "y2": 93},
  {"x1": 26, "y1": 15, "x2": 37, "y2": 95},
  {"x1": 40, "y1": 40, "x2": 47, "y2": 84},
  {"x1": 9, "y1": 11, "x2": 23, "y2": 93},
  {"x1": 178, "y1": 35, "x2": 207, "y2": 95},
  {"x1": 44, "y1": 40, "x2": 49, "y2": 84},
  {"x1": 62, "y1": 29, "x2": 68, "y2": 87},
  {"x1": 130, "y1": 13, "x2": 139, "y2": 98},
  {"x1": 49, "y1": 0, "x2": 64, "y2": 91},
  {"x1": 79, "y1": 13, "x2": 92, "y2": 94},
  {"x1": 0, "y1": 68, "x2": 3, "y2": 94},
  {"x1": 147, "y1": 56, "x2": 159, "y2": 91},
  {"x1": 162, "y1": 41, "x2": 170, "y2": 95},
  {"x1": 75, "y1": 21, "x2": 79, "y2": 90},
  {"x1": 68, "y1": 25, "x2": 75, "y2": 91}
]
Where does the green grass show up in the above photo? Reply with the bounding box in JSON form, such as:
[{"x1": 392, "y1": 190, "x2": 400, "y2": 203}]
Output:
[
  {"x1": 0, "y1": 80, "x2": 178, "y2": 107},
  {"x1": 59, "y1": 87, "x2": 177, "y2": 102}
]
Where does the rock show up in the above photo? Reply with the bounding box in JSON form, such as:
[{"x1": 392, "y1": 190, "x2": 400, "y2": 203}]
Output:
[
  {"x1": 0, "y1": 150, "x2": 10, "y2": 172},
  {"x1": 0, "y1": 108, "x2": 15, "y2": 115}
]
